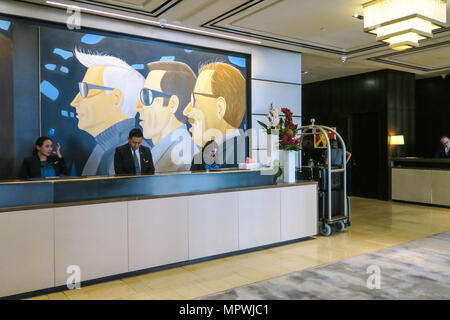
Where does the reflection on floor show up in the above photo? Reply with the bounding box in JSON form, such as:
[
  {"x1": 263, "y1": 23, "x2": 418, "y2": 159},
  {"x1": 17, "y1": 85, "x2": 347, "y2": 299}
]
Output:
[
  {"x1": 200, "y1": 231, "x2": 450, "y2": 299},
  {"x1": 27, "y1": 197, "x2": 450, "y2": 300}
]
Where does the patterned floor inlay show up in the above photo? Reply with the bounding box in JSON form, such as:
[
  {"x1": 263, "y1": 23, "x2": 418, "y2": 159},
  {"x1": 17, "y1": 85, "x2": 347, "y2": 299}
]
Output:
[{"x1": 199, "y1": 232, "x2": 450, "y2": 300}]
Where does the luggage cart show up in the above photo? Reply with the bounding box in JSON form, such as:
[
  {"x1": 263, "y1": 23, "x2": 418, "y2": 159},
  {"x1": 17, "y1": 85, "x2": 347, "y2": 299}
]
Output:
[{"x1": 297, "y1": 119, "x2": 351, "y2": 236}]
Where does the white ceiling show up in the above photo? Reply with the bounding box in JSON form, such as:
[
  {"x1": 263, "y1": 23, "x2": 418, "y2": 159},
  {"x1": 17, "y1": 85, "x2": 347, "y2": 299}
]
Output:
[{"x1": 20, "y1": 0, "x2": 450, "y2": 83}]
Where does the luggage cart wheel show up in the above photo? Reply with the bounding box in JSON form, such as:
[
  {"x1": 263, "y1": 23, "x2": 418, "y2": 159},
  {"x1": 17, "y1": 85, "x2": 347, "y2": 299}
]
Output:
[
  {"x1": 319, "y1": 223, "x2": 331, "y2": 236},
  {"x1": 334, "y1": 221, "x2": 345, "y2": 233}
]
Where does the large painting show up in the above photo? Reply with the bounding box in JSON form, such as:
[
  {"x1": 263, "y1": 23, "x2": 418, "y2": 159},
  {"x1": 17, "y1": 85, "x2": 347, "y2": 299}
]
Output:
[{"x1": 39, "y1": 26, "x2": 249, "y2": 176}]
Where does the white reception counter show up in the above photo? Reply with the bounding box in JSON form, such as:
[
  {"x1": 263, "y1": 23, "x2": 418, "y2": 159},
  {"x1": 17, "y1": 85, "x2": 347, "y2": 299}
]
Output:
[{"x1": 0, "y1": 177, "x2": 318, "y2": 298}]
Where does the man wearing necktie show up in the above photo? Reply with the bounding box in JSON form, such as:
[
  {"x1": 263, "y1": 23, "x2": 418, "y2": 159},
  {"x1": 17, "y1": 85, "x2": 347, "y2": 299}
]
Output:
[
  {"x1": 114, "y1": 128, "x2": 155, "y2": 175},
  {"x1": 435, "y1": 136, "x2": 450, "y2": 159}
]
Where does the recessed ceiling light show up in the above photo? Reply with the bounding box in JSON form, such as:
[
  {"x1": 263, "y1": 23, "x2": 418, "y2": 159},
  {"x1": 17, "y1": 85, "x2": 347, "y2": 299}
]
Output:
[{"x1": 302, "y1": 71, "x2": 308, "y2": 74}]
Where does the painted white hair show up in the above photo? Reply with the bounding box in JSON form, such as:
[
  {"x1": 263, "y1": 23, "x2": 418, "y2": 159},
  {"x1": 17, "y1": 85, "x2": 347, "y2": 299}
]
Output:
[{"x1": 74, "y1": 49, "x2": 144, "y2": 117}]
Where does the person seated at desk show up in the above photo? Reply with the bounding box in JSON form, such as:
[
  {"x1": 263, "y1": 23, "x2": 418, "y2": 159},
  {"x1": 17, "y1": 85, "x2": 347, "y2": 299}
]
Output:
[
  {"x1": 20, "y1": 136, "x2": 67, "y2": 179},
  {"x1": 114, "y1": 128, "x2": 155, "y2": 175},
  {"x1": 435, "y1": 136, "x2": 450, "y2": 159},
  {"x1": 190, "y1": 140, "x2": 220, "y2": 171}
]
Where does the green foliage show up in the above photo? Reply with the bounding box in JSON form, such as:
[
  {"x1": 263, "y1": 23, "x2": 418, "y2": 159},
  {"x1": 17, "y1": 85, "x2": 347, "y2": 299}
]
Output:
[
  {"x1": 257, "y1": 120, "x2": 268, "y2": 130},
  {"x1": 273, "y1": 160, "x2": 282, "y2": 183}
]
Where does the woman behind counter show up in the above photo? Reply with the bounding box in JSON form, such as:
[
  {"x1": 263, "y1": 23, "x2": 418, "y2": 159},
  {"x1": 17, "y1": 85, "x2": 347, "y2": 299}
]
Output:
[
  {"x1": 20, "y1": 136, "x2": 68, "y2": 179},
  {"x1": 190, "y1": 140, "x2": 220, "y2": 171}
]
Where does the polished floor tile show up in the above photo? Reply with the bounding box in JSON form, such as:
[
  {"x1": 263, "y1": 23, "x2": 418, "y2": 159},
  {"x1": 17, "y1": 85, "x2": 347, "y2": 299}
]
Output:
[
  {"x1": 47, "y1": 292, "x2": 69, "y2": 300},
  {"x1": 28, "y1": 197, "x2": 450, "y2": 300},
  {"x1": 200, "y1": 231, "x2": 450, "y2": 300}
]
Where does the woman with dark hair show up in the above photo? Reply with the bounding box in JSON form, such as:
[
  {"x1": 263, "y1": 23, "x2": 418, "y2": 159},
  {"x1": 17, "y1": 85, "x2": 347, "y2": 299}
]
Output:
[
  {"x1": 20, "y1": 136, "x2": 68, "y2": 179},
  {"x1": 190, "y1": 140, "x2": 220, "y2": 171}
]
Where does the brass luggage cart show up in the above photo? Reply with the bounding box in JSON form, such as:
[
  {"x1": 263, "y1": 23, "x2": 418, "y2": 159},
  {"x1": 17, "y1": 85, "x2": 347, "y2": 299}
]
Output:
[{"x1": 297, "y1": 119, "x2": 351, "y2": 236}]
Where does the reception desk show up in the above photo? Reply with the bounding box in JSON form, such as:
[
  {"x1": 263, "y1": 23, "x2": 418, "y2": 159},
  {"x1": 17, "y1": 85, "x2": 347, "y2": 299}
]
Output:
[
  {"x1": 391, "y1": 158, "x2": 450, "y2": 206},
  {"x1": 0, "y1": 169, "x2": 318, "y2": 298}
]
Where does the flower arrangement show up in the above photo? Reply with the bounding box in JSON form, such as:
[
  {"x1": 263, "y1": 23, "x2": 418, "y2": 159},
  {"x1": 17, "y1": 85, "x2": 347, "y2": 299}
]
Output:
[
  {"x1": 257, "y1": 103, "x2": 279, "y2": 134},
  {"x1": 277, "y1": 107, "x2": 301, "y2": 151},
  {"x1": 205, "y1": 147, "x2": 219, "y2": 170},
  {"x1": 210, "y1": 148, "x2": 217, "y2": 159},
  {"x1": 258, "y1": 104, "x2": 301, "y2": 151}
]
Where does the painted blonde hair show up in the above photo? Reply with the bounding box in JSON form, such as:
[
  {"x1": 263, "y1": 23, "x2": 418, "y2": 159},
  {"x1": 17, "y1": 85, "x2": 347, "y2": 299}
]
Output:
[{"x1": 198, "y1": 62, "x2": 246, "y2": 128}]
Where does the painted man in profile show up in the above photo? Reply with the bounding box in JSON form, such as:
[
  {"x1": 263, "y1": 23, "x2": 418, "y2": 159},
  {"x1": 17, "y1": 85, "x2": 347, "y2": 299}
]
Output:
[
  {"x1": 136, "y1": 61, "x2": 198, "y2": 172},
  {"x1": 70, "y1": 49, "x2": 146, "y2": 175},
  {"x1": 183, "y1": 62, "x2": 246, "y2": 167}
]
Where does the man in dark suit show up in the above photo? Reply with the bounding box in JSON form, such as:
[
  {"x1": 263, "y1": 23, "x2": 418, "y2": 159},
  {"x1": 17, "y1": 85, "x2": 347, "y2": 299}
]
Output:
[
  {"x1": 114, "y1": 128, "x2": 155, "y2": 175},
  {"x1": 435, "y1": 136, "x2": 450, "y2": 159}
]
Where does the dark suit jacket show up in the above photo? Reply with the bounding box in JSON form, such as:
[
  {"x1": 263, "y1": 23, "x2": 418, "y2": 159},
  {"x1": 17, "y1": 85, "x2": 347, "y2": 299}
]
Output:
[
  {"x1": 190, "y1": 152, "x2": 206, "y2": 171},
  {"x1": 114, "y1": 143, "x2": 155, "y2": 175},
  {"x1": 20, "y1": 155, "x2": 68, "y2": 179},
  {"x1": 435, "y1": 145, "x2": 450, "y2": 158}
]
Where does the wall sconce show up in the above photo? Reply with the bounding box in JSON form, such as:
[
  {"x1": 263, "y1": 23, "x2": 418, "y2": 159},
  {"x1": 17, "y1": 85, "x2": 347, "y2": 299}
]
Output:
[{"x1": 389, "y1": 135, "x2": 405, "y2": 145}]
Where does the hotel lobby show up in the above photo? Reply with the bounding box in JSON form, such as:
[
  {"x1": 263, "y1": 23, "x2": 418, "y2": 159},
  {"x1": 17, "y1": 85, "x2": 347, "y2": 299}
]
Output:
[{"x1": 0, "y1": 0, "x2": 449, "y2": 301}]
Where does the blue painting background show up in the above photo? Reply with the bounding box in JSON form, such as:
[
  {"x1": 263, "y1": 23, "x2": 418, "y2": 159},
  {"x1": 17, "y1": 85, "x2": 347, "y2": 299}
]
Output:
[{"x1": 40, "y1": 26, "x2": 248, "y2": 176}]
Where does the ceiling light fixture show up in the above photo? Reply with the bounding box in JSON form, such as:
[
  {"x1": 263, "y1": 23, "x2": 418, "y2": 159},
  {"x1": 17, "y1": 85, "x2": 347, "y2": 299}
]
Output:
[
  {"x1": 45, "y1": 1, "x2": 261, "y2": 44},
  {"x1": 352, "y1": 13, "x2": 364, "y2": 20},
  {"x1": 363, "y1": 0, "x2": 447, "y2": 51}
]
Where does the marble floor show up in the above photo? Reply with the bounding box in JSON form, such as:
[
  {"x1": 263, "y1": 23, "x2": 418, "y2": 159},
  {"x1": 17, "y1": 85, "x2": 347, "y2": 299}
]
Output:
[{"x1": 27, "y1": 197, "x2": 450, "y2": 300}]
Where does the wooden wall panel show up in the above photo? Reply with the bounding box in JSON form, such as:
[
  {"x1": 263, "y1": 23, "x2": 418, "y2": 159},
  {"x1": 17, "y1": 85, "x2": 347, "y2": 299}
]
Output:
[
  {"x1": 416, "y1": 76, "x2": 450, "y2": 158},
  {"x1": 387, "y1": 71, "x2": 416, "y2": 159},
  {"x1": 302, "y1": 70, "x2": 415, "y2": 200},
  {"x1": 302, "y1": 70, "x2": 389, "y2": 199}
]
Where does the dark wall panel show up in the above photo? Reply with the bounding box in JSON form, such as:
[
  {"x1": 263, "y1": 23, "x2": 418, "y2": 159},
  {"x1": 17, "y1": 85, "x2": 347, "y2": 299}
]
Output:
[
  {"x1": 13, "y1": 24, "x2": 40, "y2": 177},
  {"x1": 0, "y1": 33, "x2": 14, "y2": 179},
  {"x1": 416, "y1": 76, "x2": 450, "y2": 158},
  {"x1": 303, "y1": 70, "x2": 389, "y2": 200},
  {"x1": 387, "y1": 71, "x2": 416, "y2": 159},
  {"x1": 303, "y1": 70, "x2": 415, "y2": 201}
]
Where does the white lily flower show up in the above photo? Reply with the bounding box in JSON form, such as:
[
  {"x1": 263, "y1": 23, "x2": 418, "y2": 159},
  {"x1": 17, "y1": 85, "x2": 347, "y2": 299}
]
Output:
[{"x1": 268, "y1": 107, "x2": 279, "y2": 128}]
